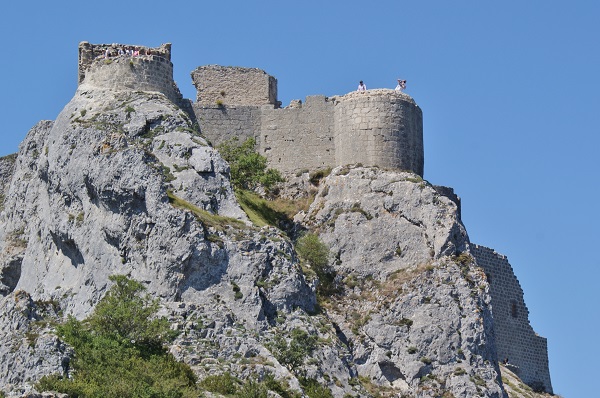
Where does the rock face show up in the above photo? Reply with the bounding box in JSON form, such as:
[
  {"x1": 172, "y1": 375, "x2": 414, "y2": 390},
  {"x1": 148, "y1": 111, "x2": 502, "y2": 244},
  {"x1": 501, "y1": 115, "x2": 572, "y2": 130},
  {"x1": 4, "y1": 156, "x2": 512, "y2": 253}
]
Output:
[
  {"x1": 0, "y1": 85, "x2": 320, "y2": 395},
  {"x1": 0, "y1": 68, "x2": 550, "y2": 397},
  {"x1": 296, "y1": 167, "x2": 505, "y2": 397},
  {"x1": 0, "y1": 153, "x2": 16, "y2": 210}
]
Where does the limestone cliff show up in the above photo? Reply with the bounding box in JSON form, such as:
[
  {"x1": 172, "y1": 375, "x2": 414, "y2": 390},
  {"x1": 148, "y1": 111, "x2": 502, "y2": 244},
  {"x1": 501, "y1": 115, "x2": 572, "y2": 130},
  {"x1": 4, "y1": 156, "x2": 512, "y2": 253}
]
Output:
[{"x1": 0, "y1": 67, "x2": 551, "y2": 397}]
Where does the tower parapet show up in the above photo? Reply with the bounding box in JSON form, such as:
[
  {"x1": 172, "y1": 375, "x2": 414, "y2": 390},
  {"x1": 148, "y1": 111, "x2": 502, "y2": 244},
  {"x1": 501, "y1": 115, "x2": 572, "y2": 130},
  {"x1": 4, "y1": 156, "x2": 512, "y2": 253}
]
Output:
[
  {"x1": 332, "y1": 90, "x2": 423, "y2": 175},
  {"x1": 77, "y1": 42, "x2": 184, "y2": 106}
]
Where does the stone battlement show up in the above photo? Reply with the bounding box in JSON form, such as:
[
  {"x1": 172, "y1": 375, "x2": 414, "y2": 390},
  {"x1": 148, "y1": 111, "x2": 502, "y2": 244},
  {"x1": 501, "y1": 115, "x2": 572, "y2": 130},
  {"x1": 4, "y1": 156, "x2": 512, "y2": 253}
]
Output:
[
  {"x1": 192, "y1": 65, "x2": 278, "y2": 107},
  {"x1": 75, "y1": 45, "x2": 424, "y2": 176},
  {"x1": 192, "y1": 66, "x2": 424, "y2": 176},
  {"x1": 77, "y1": 42, "x2": 184, "y2": 106}
]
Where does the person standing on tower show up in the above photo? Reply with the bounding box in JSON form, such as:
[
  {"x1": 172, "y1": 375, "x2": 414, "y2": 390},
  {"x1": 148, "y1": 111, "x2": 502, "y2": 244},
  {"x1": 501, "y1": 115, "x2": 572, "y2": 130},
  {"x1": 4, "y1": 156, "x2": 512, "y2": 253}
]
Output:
[{"x1": 395, "y1": 79, "x2": 407, "y2": 92}]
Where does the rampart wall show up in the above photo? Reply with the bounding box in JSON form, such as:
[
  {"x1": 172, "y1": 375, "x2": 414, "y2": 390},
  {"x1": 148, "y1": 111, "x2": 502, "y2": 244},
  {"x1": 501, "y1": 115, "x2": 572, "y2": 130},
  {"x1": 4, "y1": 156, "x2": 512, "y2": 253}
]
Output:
[
  {"x1": 470, "y1": 244, "x2": 553, "y2": 393},
  {"x1": 191, "y1": 65, "x2": 278, "y2": 107},
  {"x1": 260, "y1": 96, "x2": 335, "y2": 172},
  {"x1": 196, "y1": 106, "x2": 261, "y2": 146},
  {"x1": 333, "y1": 90, "x2": 423, "y2": 175},
  {"x1": 78, "y1": 42, "x2": 184, "y2": 106},
  {"x1": 191, "y1": 66, "x2": 424, "y2": 176}
]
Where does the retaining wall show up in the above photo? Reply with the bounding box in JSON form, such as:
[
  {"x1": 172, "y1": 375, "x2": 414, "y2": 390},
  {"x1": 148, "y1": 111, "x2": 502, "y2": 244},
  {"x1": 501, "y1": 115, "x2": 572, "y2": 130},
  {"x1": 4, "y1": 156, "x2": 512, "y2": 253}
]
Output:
[{"x1": 470, "y1": 244, "x2": 553, "y2": 393}]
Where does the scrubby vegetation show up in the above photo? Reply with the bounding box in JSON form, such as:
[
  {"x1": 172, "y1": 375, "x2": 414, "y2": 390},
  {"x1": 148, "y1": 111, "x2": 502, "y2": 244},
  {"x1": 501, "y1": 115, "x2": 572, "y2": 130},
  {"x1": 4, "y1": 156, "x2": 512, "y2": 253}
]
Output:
[
  {"x1": 217, "y1": 137, "x2": 284, "y2": 191},
  {"x1": 36, "y1": 275, "x2": 198, "y2": 397},
  {"x1": 295, "y1": 233, "x2": 339, "y2": 297}
]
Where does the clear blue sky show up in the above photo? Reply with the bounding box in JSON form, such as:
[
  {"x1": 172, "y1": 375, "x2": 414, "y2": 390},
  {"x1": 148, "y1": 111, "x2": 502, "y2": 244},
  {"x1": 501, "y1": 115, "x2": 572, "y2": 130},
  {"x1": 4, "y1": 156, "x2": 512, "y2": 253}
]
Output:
[{"x1": 1, "y1": 1, "x2": 598, "y2": 396}]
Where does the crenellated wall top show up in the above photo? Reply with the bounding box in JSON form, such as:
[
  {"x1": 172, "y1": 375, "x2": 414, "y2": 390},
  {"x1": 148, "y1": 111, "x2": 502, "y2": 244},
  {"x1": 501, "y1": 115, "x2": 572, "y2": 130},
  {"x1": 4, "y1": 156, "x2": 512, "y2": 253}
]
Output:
[{"x1": 78, "y1": 41, "x2": 172, "y2": 84}]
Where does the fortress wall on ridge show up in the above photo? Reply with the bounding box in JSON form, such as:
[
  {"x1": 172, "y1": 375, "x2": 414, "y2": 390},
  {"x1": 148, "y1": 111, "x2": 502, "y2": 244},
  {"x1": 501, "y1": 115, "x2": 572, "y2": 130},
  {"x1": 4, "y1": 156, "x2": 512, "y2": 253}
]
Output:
[
  {"x1": 470, "y1": 244, "x2": 553, "y2": 393},
  {"x1": 78, "y1": 42, "x2": 184, "y2": 106},
  {"x1": 190, "y1": 65, "x2": 424, "y2": 176},
  {"x1": 191, "y1": 65, "x2": 278, "y2": 107},
  {"x1": 259, "y1": 96, "x2": 335, "y2": 173},
  {"x1": 193, "y1": 105, "x2": 261, "y2": 147}
]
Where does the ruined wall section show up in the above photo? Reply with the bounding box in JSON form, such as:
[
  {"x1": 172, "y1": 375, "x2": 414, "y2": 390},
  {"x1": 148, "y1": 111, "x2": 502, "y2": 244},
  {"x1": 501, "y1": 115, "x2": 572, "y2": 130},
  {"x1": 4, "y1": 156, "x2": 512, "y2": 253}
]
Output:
[
  {"x1": 470, "y1": 244, "x2": 553, "y2": 393},
  {"x1": 191, "y1": 66, "x2": 278, "y2": 107},
  {"x1": 78, "y1": 42, "x2": 184, "y2": 106},
  {"x1": 332, "y1": 90, "x2": 424, "y2": 177},
  {"x1": 260, "y1": 96, "x2": 335, "y2": 173},
  {"x1": 193, "y1": 105, "x2": 261, "y2": 147}
]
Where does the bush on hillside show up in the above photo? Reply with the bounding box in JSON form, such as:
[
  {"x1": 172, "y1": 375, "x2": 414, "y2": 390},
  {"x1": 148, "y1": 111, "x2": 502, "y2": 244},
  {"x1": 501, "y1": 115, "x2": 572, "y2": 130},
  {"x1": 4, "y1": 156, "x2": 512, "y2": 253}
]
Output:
[
  {"x1": 295, "y1": 233, "x2": 339, "y2": 297},
  {"x1": 217, "y1": 137, "x2": 284, "y2": 191},
  {"x1": 36, "y1": 275, "x2": 197, "y2": 397}
]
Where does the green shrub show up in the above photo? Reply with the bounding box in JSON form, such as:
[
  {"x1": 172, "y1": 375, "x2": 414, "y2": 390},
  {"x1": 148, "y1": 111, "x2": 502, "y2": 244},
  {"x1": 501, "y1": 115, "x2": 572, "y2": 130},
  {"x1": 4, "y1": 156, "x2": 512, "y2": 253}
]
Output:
[
  {"x1": 295, "y1": 233, "x2": 338, "y2": 297},
  {"x1": 238, "y1": 379, "x2": 268, "y2": 398},
  {"x1": 397, "y1": 318, "x2": 413, "y2": 328},
  {"x1": 271, "y1": 328, "x2": 317, "y2": 370},
  {"x1": 262, "y1": 374, "x2": 301, "y2": 398},
  {"x1": 217, "y1": 138, "x2": 284, "y2": 191},
  {"x1": 200, "y1": 372, "x2": 238, "y2": 394},
  {"x1": 420, "y1": 357, "x2": 432, "y2": 365},
  {"x1": 308, "y1": 167, "x2": 332, "y2": 185},
  {"x1": 36, "y1": 275, "x2": 197, "y2": 397},
  {"x1": 299, "y1": 377, "x2": 333, "y2": 398}
]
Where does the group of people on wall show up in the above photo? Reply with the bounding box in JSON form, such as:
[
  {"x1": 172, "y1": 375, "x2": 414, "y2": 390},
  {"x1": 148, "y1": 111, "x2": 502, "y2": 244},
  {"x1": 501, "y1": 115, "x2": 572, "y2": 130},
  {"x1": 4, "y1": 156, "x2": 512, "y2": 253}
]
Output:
[
  {"x1": 357, "y1": 78, "x2": 407, "y2": 92},
  {"x1": 101, "y1": 46, "x2": 157, "y2": 59}
]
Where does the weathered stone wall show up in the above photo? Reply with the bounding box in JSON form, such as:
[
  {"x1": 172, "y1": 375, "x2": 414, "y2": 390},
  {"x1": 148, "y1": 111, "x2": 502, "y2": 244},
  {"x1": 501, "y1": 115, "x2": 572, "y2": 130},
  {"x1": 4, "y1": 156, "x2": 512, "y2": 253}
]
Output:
[
  {"x1": 470, "y1": 244, "x2": 553, "y2": 393},
  {"x1": 260, "y1": 96, "x2": 335, "y2": 173},
  {"x1": 193, "y1": 105, "x2": 261, "y2": 147},
  {"x1": 333, "y1": 90, "x2": 423, "y2": 176},
  {"x1": 79, "y1": 53, "x2": 184, "y2": 106},
  {"x1": 191, "y1": 65, "x2": 278, "y2": 107},
  {"x1": 193, "y1": 89, "x2": 425, "y2": 176}
]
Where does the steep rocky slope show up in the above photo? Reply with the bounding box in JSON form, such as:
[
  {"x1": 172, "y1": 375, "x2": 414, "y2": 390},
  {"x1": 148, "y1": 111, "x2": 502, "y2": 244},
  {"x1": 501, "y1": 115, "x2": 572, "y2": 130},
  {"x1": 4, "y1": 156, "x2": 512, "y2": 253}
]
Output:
[{"x1": 0, "y1": 82, "x2": 544, "y2": 397}]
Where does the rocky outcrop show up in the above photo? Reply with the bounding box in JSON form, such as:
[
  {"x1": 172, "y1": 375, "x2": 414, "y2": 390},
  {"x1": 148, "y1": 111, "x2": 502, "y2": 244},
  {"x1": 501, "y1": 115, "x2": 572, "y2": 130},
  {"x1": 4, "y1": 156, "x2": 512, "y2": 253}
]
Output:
[
  {"x1": 0, "y1": 81, "x2": 546, "y2": 397},
  {"x1": 0, "y1": 85, "x2": 324, "y2": 395},
  {"x1": 0, "y1": 153, "x2": 17, "y2": 210},
  {"x1": 295, "y1": 167, "x2": 506, "y2": 397}
]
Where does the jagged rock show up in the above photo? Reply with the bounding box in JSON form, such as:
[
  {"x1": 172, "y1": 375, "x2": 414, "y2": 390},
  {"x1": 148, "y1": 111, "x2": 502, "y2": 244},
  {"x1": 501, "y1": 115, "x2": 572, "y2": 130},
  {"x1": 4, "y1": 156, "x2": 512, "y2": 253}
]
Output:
[
  {"x1": 0, "y1": 153, "x2": 17, "y2": 208},
  {"x1": 0, "y1": 86, "x2": 323, "y2": 395},
  {"x1": 0, "y1": 64, "x2": 548, "y2": 397},
  {"x1": 293, "y1": 166, "x2": 507, "y2": 397},
  {"x1": 298, "y1": 165, "x2": 469, "y2": 279}
]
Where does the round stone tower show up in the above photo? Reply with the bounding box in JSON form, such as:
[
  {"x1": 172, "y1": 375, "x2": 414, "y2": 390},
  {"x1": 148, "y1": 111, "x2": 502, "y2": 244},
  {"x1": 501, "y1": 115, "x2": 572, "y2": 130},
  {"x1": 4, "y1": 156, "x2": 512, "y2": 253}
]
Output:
[
  {"x1": 332, "y1": 90, "x2": 423, "y2": 176},
  {"x1": 77, "y1": 42, "x2": 184, "y2": 105}
]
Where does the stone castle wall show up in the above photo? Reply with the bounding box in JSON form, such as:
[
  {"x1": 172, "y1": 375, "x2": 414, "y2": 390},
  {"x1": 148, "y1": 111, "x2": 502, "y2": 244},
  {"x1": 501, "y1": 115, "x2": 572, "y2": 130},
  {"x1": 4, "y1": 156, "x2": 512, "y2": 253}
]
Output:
[
  {"x1": 260, "y1": 96, "x2": 335, "y2": 173},
  {"x1": 78, "y1": 42, "x2": 184, "y2": 106},
  {"x1": 333, "y1": 90, "x2": 423, "y2": 176},
  {"x1": 191, "y1": 65, "x2": 278, "y2": 107},
  {"x1": 470, "y1": 244, "x2": 553, "y2": 393},
  {"x1": 191, "y1": 66, "x2": 424, "y2": 176},
  {"x1": 195, "y1": 106, "x2": 261, "y2": 146}
]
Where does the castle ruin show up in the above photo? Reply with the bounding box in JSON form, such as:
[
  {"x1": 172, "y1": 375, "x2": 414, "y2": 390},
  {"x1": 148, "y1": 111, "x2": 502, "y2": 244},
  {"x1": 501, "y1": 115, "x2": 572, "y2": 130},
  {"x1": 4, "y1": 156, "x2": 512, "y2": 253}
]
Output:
[
  {"x1": 76, "y1": 41, "x2": 552, "y2": 393},
  {"x1": 190, "y1": 65, "x2": 424, "y2": 176}
]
